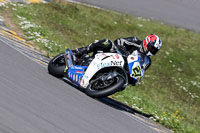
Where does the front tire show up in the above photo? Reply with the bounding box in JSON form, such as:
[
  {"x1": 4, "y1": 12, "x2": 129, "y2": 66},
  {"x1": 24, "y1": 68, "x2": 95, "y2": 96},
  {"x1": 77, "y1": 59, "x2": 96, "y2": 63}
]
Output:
[{"x1": 48, "y1": 53, "x2": 65, "y2": 78}]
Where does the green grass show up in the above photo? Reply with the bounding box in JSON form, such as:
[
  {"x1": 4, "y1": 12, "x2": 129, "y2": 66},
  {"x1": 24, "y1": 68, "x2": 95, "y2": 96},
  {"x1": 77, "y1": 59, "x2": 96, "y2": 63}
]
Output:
[{"x1": 1, "y1": 1, "x2": 200, "y2": 132}]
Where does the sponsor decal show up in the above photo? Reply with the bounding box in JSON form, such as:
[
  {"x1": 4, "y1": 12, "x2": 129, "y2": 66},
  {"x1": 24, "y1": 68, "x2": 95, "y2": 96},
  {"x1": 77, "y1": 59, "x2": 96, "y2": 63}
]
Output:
[
  {"x1": 115, "y1": 54, "x2": 120, "y2": 59},
  {"x1": 97, "y1": 62, "x2": 111, "y2": 69},
  {"x1": 97, "y1": 61, "x2": 123, "y2": 69},
  {"x1": 112, "y1": 55, "x2": 115, "y2": 59},
  {"x1": 73, "y1": 74, "x2": 75, "y2": 81},
  {"x1": 130, "y1": 57, "x2": 134, "y2": 60},
  {"x1": 79, "y1": 76, "x2": 81, "y2": 84},
  {"x1": 75, "y1": 70, "x2": 83, "y2": 74},
  {"x1": 111, "y1": 61, "x2": 122, "y2": 66},
  {"x1": 82, "y1": 79, "x2": 85, "y2": 86},
  {"x1": 76, "y1": 75, "x2": 78, "y2": 82},
  {"x1": 102, "y1": 53, "x2": 107, "y2": 56}
]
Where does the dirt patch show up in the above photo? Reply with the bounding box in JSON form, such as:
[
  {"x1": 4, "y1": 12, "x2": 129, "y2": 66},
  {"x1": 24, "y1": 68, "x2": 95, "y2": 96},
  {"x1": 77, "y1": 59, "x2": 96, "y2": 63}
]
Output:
[
  {"x1": 3, "y1": 11, "x2": 25, "y2": 37},
  {"x1": 2, "y1": 11, "x2": 47, "y2": 55}
]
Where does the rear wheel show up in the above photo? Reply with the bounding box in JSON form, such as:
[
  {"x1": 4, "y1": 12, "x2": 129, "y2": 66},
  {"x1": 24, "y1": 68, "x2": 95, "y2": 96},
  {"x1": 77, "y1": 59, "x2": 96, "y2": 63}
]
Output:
[
  {"x1": 48, "y1": 53, "x2": 65, "y2": 78},
  {"x1": 85, "y1": 69, "x2": 125, "y2": 98}
]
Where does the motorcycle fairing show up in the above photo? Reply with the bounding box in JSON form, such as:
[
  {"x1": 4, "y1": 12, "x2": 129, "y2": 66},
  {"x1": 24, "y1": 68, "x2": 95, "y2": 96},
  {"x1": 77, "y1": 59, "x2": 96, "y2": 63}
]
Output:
[
  {"x1": 127, "y1": 50, "x2": 144, "y2": 84},
  {"x1": 80, "y1": 53, "x2": 125, "y2": 88},
  {"x1": 64, "y1": 49, "x2": 87, "y2": 85},
  {"x1": 67, "y1": 65, "x2": 88, "y2": 85}
]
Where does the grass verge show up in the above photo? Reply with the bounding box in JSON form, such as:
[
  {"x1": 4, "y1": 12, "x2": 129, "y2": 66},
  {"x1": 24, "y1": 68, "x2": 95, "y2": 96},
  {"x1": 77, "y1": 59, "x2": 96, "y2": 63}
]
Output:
[{"x1": 1, "y1": 1, "x2": 200, "y2": 132}]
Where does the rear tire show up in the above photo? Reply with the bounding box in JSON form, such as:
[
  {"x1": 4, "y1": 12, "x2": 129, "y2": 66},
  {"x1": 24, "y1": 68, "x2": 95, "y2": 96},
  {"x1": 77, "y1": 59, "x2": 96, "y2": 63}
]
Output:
[
  {"x1": 85, "y1": 76, "x2": 125, "y2": 98},
  {"x1": 48, "y1": 53, "x2": 65, "y2": 78}
]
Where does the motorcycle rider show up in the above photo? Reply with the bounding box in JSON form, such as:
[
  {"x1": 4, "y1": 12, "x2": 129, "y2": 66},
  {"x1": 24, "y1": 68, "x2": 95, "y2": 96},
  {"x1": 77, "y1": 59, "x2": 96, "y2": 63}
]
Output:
[
  {"x1": 74, "y1": 34, "x2": 162, "y2": 71},
  {"x1": 69, "y1": 34, "x2": 162, "y2": 86}
]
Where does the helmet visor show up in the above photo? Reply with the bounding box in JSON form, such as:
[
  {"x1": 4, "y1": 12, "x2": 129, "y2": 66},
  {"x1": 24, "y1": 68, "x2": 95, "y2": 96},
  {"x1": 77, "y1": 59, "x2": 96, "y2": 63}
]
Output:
[{"x1": 148, "y1": 44, "x2": 159, "y2": 55}]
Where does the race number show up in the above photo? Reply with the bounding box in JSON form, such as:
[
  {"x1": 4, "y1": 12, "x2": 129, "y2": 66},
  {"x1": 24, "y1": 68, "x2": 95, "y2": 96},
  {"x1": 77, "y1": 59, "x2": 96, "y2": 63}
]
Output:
[{"x1": 131, "y1": 65, "x2": 141, "y2": 77}]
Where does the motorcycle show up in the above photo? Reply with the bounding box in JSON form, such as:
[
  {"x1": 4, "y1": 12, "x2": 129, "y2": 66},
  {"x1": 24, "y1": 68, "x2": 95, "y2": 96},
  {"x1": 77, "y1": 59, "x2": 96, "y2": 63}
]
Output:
[{"x1": 48, "y1": 44, "x2": 151, "y2": 98}]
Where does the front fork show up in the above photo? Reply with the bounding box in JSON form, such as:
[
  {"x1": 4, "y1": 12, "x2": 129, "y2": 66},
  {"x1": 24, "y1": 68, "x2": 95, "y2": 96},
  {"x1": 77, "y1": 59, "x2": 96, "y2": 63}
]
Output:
[{"x1": 64, "y1": 49, "x2": 74, "y2": 72}]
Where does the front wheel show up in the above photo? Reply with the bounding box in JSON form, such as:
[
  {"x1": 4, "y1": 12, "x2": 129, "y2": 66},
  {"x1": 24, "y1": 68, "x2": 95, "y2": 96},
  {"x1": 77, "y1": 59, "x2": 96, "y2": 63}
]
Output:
[
  {"x1": 85, "y1": 70, "x2": 125, "y2": 98},
  {"x1": 48, "y1": 53, "x2": 65, "y2": 78}
]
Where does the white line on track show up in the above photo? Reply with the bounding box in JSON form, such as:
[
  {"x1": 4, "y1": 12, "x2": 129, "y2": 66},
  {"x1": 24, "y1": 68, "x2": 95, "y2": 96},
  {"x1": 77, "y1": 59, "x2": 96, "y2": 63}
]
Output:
[
  {"x1": 0, "y1": 36, "x2": 47, "y2": 68},
  {"x1": 65, "y1": 0, "x2": 101, "y2": 9}
]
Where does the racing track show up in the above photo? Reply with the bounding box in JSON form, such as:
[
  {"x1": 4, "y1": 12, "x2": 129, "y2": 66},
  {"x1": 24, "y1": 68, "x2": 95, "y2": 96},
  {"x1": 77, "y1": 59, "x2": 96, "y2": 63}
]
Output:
[
  {"x1": 69, "y1": 0, "x2": 200, "y2": 33},
  {"x1": 0, "y1": 34, "x2": 163, "y2": 132}
]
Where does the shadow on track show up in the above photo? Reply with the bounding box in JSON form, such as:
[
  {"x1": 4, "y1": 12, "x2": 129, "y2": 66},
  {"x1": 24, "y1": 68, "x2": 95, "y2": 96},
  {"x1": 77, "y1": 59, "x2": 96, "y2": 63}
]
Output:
[{"x1": 62, "y1": 77, "x2": 153, "y2": 118}]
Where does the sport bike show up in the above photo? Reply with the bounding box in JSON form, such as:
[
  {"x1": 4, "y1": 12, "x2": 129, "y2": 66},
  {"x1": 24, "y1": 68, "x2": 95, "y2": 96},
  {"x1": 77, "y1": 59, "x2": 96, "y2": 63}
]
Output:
[{"x1": 48, "y1": 45, "x2": 151, "y2": 98}]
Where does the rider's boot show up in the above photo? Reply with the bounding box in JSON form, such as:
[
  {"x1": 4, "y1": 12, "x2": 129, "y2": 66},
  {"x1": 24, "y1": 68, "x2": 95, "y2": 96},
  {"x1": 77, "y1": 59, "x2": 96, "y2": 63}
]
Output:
[{"x1": 73, "y1": 39, "x2": 111, "y2": 58}]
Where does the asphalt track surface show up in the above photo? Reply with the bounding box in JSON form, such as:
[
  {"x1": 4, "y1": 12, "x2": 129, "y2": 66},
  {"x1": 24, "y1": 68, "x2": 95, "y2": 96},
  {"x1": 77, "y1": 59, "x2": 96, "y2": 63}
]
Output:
[
  {"x1": 0, "y1": 35, "x2": 162, "y2": 133},
  {"x1": 70, "y1": 0, "x2": 200, "y2": 33}
]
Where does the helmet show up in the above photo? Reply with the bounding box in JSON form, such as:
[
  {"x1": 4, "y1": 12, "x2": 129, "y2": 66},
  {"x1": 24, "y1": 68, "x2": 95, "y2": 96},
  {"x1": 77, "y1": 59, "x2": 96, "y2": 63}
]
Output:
[{"x1": 142, "y1": 34, "x2": 162, "y2": 56}]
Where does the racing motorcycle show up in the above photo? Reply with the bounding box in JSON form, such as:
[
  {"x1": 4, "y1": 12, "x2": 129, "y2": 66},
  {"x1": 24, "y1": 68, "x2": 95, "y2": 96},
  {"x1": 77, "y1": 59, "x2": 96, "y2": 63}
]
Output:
[{"x1": 48, "y1": 45, "x2": 151, "y2": 98}]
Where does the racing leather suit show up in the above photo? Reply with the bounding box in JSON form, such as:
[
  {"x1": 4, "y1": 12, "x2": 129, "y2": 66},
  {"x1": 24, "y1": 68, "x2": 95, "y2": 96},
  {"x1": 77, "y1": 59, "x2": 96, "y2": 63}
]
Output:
[
  {"x1": 75, "y1": 37, "x2": 151, "y2": 71},
  {"x1": 87, "y1": 37, "x2": 142, "y2": 55}
]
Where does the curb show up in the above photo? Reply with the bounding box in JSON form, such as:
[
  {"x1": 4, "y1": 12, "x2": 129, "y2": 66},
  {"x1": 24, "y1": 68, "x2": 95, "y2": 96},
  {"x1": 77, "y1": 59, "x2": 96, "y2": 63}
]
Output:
[{"x1": 0, "y1": 26, "x2": 33, "y2": 48}]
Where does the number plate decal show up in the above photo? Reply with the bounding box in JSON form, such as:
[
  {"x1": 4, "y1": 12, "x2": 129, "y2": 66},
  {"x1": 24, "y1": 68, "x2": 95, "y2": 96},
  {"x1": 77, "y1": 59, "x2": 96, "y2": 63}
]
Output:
[{"x1": 131, "y1": 65, "x2": 141, "y2": 77}]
